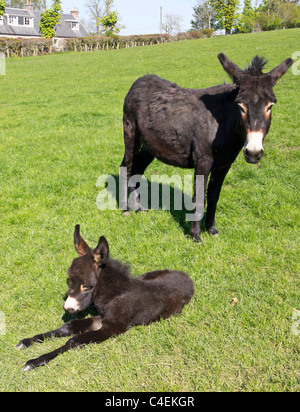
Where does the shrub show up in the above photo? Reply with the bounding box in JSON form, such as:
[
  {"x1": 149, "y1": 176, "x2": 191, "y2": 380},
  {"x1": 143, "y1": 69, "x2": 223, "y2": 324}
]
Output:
[{"x1": 201, "y1": 28, "x2": 214, "y2": 37}]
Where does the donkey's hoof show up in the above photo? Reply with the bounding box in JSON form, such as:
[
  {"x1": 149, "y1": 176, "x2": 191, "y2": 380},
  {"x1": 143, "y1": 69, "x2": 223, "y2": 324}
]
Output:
[
  {"x1": 122, "y1": 211, "x2": 130, "y2": 217},
  {"x1": 208, "y1": 227, "x2": 219, "y2": 236},
  {"x1": 191, "y1": 234, "x2": 202, "y2": 243}
]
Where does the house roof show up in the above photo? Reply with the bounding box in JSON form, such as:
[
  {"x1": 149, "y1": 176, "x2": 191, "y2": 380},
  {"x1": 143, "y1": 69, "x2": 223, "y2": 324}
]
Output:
[
  {"x1": 5, "y1": 8, "x2": 32, "y2": 17},
  {"x1": 0, "y1": 7, "x2": 89, "y2": 38},
  {"x1": 0, "y1": 8, "x2": 40, "y2": 37},
  {"x1": 35, "y1": 11, "x2": 89, "y2": 38}
]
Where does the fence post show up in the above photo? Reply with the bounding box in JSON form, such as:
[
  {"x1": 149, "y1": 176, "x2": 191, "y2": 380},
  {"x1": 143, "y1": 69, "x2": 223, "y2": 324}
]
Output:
[{"x1": 0, "y1": 52, "x2": 5, "y2": 75}]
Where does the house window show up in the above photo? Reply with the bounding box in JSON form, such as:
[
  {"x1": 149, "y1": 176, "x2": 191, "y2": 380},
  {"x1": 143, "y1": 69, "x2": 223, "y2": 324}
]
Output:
[
  {"x1": 24, "y1": 17, "x2": 33, "y2": 27},
  {"x1": 8, "y1": 16, "x2": 18, "y2": 26},
  {"x1": 71, "y1": 21, "x2": 79, "y2": 30}
]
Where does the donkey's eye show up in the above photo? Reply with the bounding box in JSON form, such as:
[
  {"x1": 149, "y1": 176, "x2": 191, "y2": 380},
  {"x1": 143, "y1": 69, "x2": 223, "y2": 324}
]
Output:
[
  {"x1": 80, "y1": 285, "x2": 92, "y2": 292},
  {"x1": 267, "y1": 103, "x2": 274, "y2": 112},
  {"x1": 237, "y1": 103, "x2": 247, "y2": 114}
]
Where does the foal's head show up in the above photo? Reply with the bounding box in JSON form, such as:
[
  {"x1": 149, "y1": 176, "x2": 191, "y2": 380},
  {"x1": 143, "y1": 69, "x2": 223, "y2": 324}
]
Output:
[
  {"x1": 218, "y1": 53, "x2": 293, "y2": 164},
  {"x1": 63, "y1": 225, "x2": 109, "y2": 314}
]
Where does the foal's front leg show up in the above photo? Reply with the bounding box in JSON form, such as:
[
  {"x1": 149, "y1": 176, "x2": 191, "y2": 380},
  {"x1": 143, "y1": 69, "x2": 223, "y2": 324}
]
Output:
[
  {"x1": 15, "y1": 317, "x2": 102, "y2": 349},
  {"x1": 20, "y1": 320, "x2": 127, "y2": 371}
]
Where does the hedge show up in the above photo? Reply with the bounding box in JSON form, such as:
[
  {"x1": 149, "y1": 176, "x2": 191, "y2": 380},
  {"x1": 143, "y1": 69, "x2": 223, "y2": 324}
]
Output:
[{"x1": 0, "y1": 30, "x2": 214, "y2": 58}]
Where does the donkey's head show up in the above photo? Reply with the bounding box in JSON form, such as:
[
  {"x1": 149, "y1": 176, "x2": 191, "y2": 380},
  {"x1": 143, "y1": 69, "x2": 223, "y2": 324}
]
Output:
[
  {"x1": 218, "y1": 53, "x2": 293, "y2": 164},
  {"x1": 63, "y1": 225, "x2": 109, "y2": 314}
]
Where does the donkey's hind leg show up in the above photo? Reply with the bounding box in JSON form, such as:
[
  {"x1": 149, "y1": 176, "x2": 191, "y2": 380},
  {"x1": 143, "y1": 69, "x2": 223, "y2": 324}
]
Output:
[
  {"x1": 130, "y1": 147, "x2": 154, "y2": 211},
  {"x1": 120, "y1": 115, "x2": 141, "y2": 214},
  {"x1": 15, "y1": 317, "x2": 102, "y2": 349}
]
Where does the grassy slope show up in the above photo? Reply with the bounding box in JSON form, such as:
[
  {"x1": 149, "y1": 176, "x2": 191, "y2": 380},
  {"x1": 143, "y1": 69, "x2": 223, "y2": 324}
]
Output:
[{"x1": 0, "y1": 29, "x2": 299, "y2": 391}]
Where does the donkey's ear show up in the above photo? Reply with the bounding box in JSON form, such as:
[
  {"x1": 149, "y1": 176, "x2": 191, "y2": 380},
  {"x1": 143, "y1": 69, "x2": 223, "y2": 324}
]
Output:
[
  {"x1": 74, "y1": 225, "x2": 91, "y2": 256},
  {"x1": 218, "y1": 53, "x2": 244, "y2": 84},
  {"x1": 267, "y1": 58, "x2": 293, "y2": 86},
  {"x1": 93, "y1": 236, "x2": 109, "y2": 266}
]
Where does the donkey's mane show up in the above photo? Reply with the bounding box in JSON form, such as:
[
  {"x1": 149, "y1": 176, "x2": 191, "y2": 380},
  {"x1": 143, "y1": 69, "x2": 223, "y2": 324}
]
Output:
[
  {"x1": 245, "y1": 55, "x2": 268, "y2": 76},
  {"x1": 105, "y1": 258, "x2": 132, "y2": 279}
]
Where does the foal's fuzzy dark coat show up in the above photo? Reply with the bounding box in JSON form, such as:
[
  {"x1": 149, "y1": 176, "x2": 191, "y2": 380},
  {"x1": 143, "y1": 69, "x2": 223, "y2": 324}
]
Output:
[
  {"x1": 120, "y1": 53, "x2": 293, "y2": 241},
  {"x1": 16, "y1": 225, "x2": 194, "y2": 371}
]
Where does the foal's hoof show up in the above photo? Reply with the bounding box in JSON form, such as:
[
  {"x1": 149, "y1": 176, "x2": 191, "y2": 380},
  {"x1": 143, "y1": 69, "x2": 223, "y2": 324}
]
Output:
[
  {"x1": 22, "y1": 357, "x2": 46, "y2": 371},
  {"x1": 22, "y1": 363, "x2": 34, "y2": 372},
  {"x1": 15, "y1": 342, "x2": 26, "y2": 350},
  {"x1": 15, "y1": 339, "x2": 31, "y2": 350}
]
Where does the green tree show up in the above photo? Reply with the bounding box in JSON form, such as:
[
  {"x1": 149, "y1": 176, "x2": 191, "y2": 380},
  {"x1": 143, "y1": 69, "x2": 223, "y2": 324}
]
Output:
[
  {"x1": 211, "y1": 0, "x2": 241, "y2": 34},
  {"x1": 100, "y1": 10, "x2": 119, "y2": 36},
  {"x1": 258, "y1": 0, "x2": 300, "y2": 30},
  {"x1": 0, "y1": 0, "x2": 5, "y2": 17},
  {"x1": 98, "y1": 0, "x2": 121, "y2": 36},
  {"x1": 39, "y1": 0, "x2": 61, "y2": 38},
  {"x1": 238, "y1": 0, "x2": 256, "y2": 32},
  {"x1": 243, "y1": 0, "x2": 254, "y2": 17}
]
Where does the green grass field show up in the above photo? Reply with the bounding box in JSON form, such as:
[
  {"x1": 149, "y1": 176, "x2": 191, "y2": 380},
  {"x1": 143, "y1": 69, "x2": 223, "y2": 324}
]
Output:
[{"x1": 0, "y1": 28, "x2": 299, "y2": 392}]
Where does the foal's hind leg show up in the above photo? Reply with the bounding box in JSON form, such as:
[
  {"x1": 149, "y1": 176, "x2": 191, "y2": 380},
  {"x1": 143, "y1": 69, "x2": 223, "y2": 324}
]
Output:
[{"x1": 15, "y1": 317, "x2": 102, "y2": 349}]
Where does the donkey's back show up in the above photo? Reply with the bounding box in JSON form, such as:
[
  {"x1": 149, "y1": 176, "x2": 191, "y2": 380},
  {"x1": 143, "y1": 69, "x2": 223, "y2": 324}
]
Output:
[
  {"x1": 139, "y1": 269, "x2": 194, "y2": 302},
  {"x1": 129, "y1": 269, "x2": 194, "y2": 325}
]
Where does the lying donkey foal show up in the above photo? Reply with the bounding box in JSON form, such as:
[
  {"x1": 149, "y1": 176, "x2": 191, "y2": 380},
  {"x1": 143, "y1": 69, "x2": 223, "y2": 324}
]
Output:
[{"x1": 16, "y1": 225, "x2": 194, "y2": 371}]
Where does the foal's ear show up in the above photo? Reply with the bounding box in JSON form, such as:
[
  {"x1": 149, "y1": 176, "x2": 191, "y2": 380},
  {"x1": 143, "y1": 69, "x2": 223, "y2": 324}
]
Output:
[
  {"x1": 267, "y1": 58, "x2": 293, "y2": 86},
  {"x1": 218, "y1": 53, "x2": 244, "y2": 84},
  {"x1": 93, "y1": 236, "x2": 109, "y2": 266},
  {"x1": 74, "y1": 224, "x2": 91, "y2": 256}
]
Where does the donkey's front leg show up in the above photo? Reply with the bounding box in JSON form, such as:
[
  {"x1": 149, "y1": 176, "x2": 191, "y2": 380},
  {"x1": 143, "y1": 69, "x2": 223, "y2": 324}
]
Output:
[
  {"x1": 16, "y1": 317, "x2": 102, "y2": 350},
  {"x1": 22, "y1": 321, "x2": 127, "y2": 371},
  {"x1": 190, "y1": 163, "x2": 210, "y2": 242},
  {"x1": 205, "y1": 166, "x2": 230, "y2": 236}
]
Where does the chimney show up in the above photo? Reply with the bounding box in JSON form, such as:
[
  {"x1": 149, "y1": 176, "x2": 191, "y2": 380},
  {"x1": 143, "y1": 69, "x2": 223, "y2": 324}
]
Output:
[
  {"x1": 70, "y1": 7, "x2": 79, "y2": 19},
  {"x1": 25, "y1": 0, "x2": 34, "y2": 15}
]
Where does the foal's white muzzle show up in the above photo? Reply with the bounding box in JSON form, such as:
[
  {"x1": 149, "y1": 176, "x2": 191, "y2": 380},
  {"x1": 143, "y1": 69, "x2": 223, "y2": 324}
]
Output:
[{"x1": 63, "y1": 296, "x2": 80, "y2": 314}]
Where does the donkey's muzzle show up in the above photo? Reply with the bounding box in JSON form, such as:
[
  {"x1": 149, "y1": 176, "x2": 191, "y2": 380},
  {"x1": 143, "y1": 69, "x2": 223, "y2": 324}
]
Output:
[
  {"x1": 244, "y1": 131, "x2": 264, "y2": 164},
  {"x1": 244, "y1": 147, "x2": 264, "y2": 164},
  {"x1": 63, "y1": 296, "x2": 80, "y2": 314}
]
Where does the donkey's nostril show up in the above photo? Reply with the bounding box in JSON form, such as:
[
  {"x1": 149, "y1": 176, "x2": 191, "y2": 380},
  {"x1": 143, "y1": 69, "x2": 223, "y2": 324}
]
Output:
[
  {"x1": 63, "y1": 296, "x2": 80, "y2": 313},
  {"x1": 64, "y1": 305, "x2": 76, "y2": 314},
  {"x1": 244, "y1": 148, "x2": 264, "y2": 163}
]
